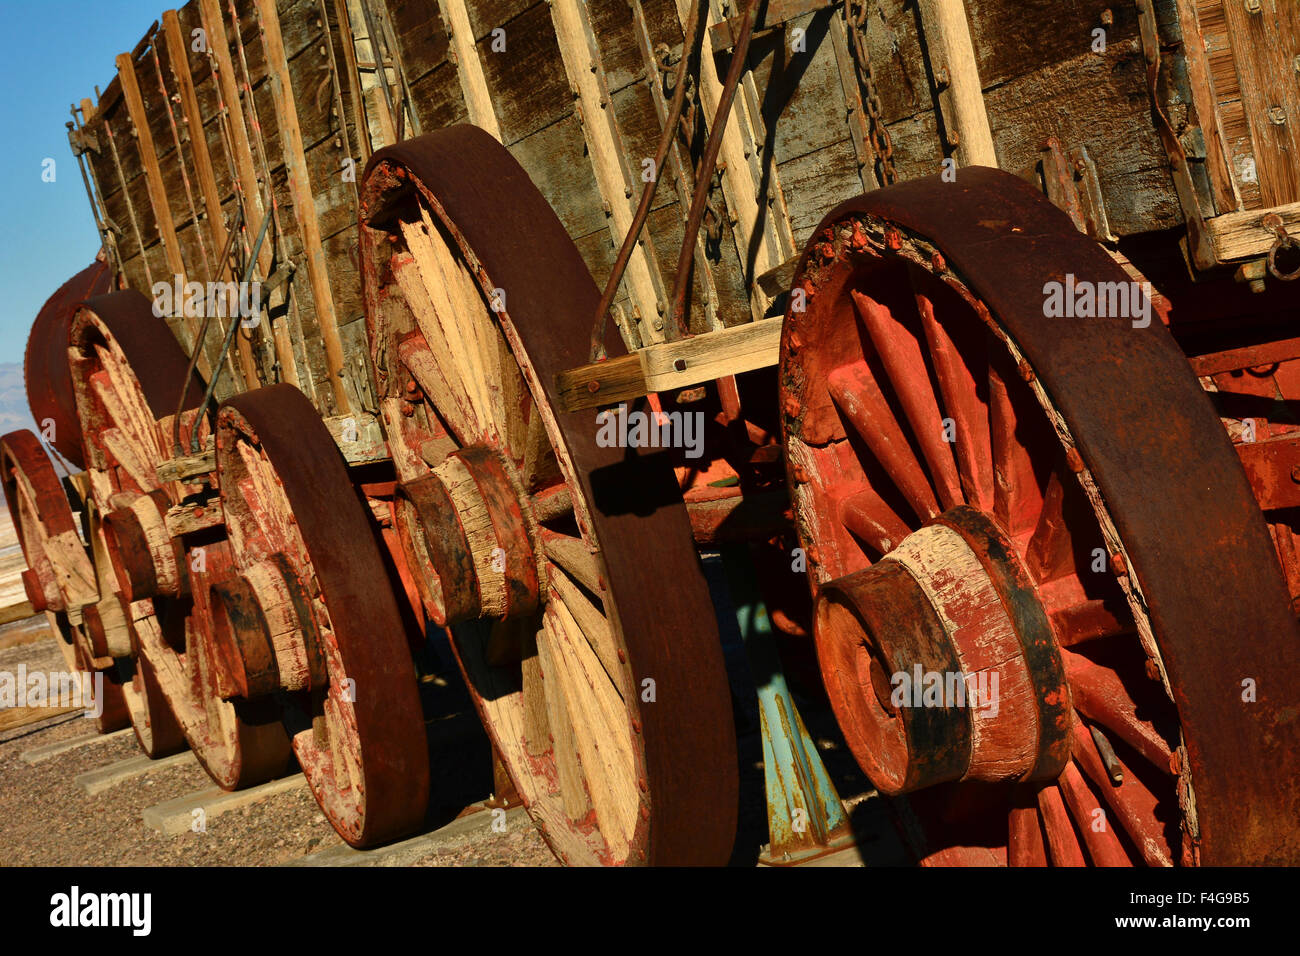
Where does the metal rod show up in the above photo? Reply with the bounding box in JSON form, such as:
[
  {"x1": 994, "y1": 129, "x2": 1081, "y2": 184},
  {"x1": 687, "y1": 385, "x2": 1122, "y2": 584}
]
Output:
[
  {"x1": 188, "y1": 207, "x2": 272, "y2": 455},
  {"x1": 589, "y1": 0, "x2": 703, "y2": 362},
  {"x1": 668, "y1": 0, "x2": 762, "y2": 340},
  {"x1": 173, "y1": 206, "x2": 244, "y2": 456}
]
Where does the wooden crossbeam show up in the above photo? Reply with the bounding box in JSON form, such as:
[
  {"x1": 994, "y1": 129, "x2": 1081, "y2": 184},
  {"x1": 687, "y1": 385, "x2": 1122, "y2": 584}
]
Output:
[
  {"x1": 255, "y1": 0, "x2": 352, "y2": 415},
  {"x1": 556, "y1": 317, "x2": 783, "y2": 411}
]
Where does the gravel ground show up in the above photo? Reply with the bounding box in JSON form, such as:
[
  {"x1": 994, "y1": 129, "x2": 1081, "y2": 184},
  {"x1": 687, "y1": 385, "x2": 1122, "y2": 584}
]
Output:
[
  {"x1": 0, "y1": 617, "x2": 898, "y2": 867},
  {"x1": 0, "y1": 624, "x2": 557, "y2": 867}
]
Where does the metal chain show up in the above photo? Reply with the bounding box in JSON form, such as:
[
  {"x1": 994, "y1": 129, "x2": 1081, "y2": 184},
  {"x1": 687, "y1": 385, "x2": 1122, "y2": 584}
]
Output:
[{"x1": 846, "y1": 0, "x2": 896, "y2": 185}]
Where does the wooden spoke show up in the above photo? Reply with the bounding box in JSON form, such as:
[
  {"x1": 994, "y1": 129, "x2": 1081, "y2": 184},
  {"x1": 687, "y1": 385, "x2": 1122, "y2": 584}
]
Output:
[
  {"x1": 828, "y1": 360, "x2": 940, "y2": 522},
  {"x1": 1058, "y1": 761, "x2": 1133, "y2": 866},
  {"x1": 1025, "y1": 471, "x2": 1074, "y2": 583},
  {"x1": 534, "y1": 616, "x2": 594, "y2": 822},
  {"x1": 1037, "y1": 784, "x2": 1087, "y2": 866},
  {"x1": 547, "y1": 562, "x2": 629, "y2": 700},
  {"x1": 1063, "y1": 650, "x2": 1175, "y2": 773},
  {"x1": 837, "y1": 486, "x2": 913, "y2": 556},
  {"x1": 1008, "y1": 794, "x2": 1049, "y2": 867},
  {"x1": 1072, "y1": 719, "x2": 1173, "y2": 866},
  {"x1": 988, "y1": 349, "x2": 1045, "y2": 538},
  {"x1": 1039, "y1": 576, "x2": 1133, "y2": 644},
  {"x1": 852, "y1": 290, "x2": 964, "y2": 510},
  {"x1": 542, "y1": 531, "x2": 603, "y2": 595},
  {"x1": 913, "y1": 278, "x2": 994, "y2": 510},
  {"x1": 520, "y1": 625, "x2": 551, "y2": 758},
  {"x1": 541, "y1": 602, "x2": 636, "y2": 857}
]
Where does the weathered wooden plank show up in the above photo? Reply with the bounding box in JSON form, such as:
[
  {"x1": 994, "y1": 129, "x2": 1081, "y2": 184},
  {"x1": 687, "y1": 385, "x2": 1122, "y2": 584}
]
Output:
[
  {"x1": 440, "y1": 0, "x2": 504, "y2": 137},
  {"x1": 550, "y1": 0, "x2": 668, "y2": 347},
  {"x1": 1207, "y1": 199, "x2": 1300, "y2": 261},
  {"x1": 556, "y1": 315, "x2": 782, "y2": 410}
]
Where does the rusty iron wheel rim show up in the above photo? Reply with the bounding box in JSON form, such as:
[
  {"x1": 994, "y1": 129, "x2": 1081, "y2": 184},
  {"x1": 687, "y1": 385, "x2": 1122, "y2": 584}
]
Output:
[
  {"x1": 360, "y1": 126, "x2": 738, "y2": 866},
  {"x1": 215, "y1": 384, "x2": 430, "y2": 847},
  {"x1": 781, "y1": 170, "x2": 1300, "y2": 865}
]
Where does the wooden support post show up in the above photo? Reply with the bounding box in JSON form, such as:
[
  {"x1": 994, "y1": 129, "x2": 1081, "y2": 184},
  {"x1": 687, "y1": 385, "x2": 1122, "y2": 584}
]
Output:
[
  {"x1": 827, "y1": 8, "x2": 880, "y2": 193},
  {"x1": 437, "y1": 0, "x2": 501, "y2": 140},
  {"x1": 196, "y1": 0, "x2": 300, "y2": 392},
  {"x1": 676, "y1": 0, "x2": 782, "y2": 319},
  {"x1": 255, "y1": 0, "x2": 353, "y2": 415},
  {"x1": 333, "y1": 0, "x2": 374, "y2": 163},
  {"x1": 914, "y1": 0, "x2": 997, "y2": 168},
  {"x1": 116, "y1": 50, "x2": 211, "y2": 378},
  {"x1": 550, "y1": 0, "x2": 668, "y2": 346},
  {"x1": 162, "y1": 9, "x2": 259, "y2": 393}
]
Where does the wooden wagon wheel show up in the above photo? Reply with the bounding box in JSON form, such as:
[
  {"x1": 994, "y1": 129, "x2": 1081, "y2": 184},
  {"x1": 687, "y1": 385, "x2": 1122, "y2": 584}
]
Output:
[
  {"x1": 212, "y1": 384, "x2": 429, "y2": 847},
  {"x1": 0, "y1": 429, "x2": 129, "y2": 732},
  {"x1": 781, "y1": 169, "x2": 1300, "y2": 866},
  {"x1": 359, "y1": 127, "x2": 738, "y2": 866},
  {"x1": 68, "y1": 290, "x2": 292, "y2": 779}
]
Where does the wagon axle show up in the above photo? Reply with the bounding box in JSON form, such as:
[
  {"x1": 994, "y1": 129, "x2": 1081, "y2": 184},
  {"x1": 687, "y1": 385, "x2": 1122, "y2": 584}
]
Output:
[{"x1": 817, "y1": 505, "x2": 1070, "y2": 795}]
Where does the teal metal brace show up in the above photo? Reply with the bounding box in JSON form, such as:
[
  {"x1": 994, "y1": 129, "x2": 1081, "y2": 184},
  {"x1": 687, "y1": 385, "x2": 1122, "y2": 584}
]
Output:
[{"x1": 719, "y1": 546, "x2": 857, "y2": 864}]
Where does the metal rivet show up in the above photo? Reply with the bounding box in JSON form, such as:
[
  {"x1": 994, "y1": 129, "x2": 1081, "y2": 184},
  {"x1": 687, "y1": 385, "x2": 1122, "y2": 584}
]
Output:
[{"x1": 1245, "y1": 0, "x2": 1261, "y2": 12}]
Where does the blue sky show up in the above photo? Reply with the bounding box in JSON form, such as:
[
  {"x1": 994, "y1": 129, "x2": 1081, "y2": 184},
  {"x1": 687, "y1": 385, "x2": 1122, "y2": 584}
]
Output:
[{"x1": 0, "y1": 0, "x2": 166, "y2": 366}]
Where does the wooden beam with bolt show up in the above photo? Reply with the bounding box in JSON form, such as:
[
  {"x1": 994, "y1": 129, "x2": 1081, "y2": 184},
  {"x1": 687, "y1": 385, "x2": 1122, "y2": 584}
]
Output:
[{"x1": 556, "y1": 316, "x2": 783, "y2": 411}]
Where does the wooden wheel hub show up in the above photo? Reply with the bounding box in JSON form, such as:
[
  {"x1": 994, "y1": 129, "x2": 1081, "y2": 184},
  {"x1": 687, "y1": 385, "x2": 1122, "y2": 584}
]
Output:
[
  {"x1": 394, "y1": 446, "x2": 541, "y2": 627},
  {"x1": 102, "y1": 490, "x2": 186, "y2": 602},
  {"x1": 208, "y1": 553, "x2": 328, "y2": 701},
  {"x1": 816, "y1": 506, "x2": 1070, "y2": 795}
]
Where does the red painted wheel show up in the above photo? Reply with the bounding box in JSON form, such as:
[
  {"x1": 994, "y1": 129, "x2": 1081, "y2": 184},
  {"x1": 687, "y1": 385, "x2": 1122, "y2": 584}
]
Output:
[
  {"x1": 0, "y1": 429, "x2": 129, "y2": 732},
  {"x1": 68, "y1": 290, "x2": 291, "y2": 778},
  {"x1": 782, "y1": 170, "x2": 1300, "y2": 865},
  {"x1": 213, "y1": 384, "x2": 429, "y2": 847},
  {"x1": 360, "y1": 127, "x2": 738, "y2": 866}
]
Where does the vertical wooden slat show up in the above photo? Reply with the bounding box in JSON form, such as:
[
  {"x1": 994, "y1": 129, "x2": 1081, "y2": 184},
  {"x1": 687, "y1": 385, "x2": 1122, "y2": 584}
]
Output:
[
  {"x1": 914, "y1": 0, "x2": 997, "y2": 168},
  {"x1": 254, "y1": 0, "x2": 353, "y2": 415},
  {"x1": 1218, "y1": 0, "x2": 1300, "y2": 206},
  {"x1": 675, "y1": 0, "x2": 780, "y2": 319},
  {"x1": 551, "y1": 0, "x2": 667, "y2": 345},
  {"x1": 1174, "y1": 0, "x2": 1240, "y2": 215},
  {"x1": 197, "y1": 0, "x2": 301, "y2": 390},
  {"x1": 162, "y1": 9, "x2": 260, "y2": 393},
  {"x1": 116, "y1": 50, "x2": 211, "y2": 379},
  {"x1": 437, "y1": 0, "x2": 502, "y2": 140}
]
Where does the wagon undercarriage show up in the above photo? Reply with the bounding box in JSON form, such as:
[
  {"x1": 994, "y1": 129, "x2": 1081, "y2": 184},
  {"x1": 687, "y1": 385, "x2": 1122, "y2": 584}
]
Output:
[{"x1": 6, "y1": 0, "x2": 1299, "y2": 867}]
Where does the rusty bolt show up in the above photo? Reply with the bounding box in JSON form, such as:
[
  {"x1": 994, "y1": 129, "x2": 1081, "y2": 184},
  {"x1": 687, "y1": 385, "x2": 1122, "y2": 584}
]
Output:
[
  {"x1": 1244, "y1": 0, "x2": 1261, "y2": 12},
  {"x1": 791, "y1": 463, "x2": 809, "y2": 483},
  {"x1": 617, "y1": 648, "x2": 626, "y2": 663},
  {"x1": 1110, "y1": 551, "x2": 1127, "y2": 576},
  {"x1": 673, "y1": 358, "x2": 687, "y2": 372},
  {"x1": 1169, "y1": 749, "x2": 1183, "y2": 774},
  {"x1": 931, "y1": 251, "x2": 946, "y2": 272},
  {"x1": 1101, "y1": 8, "x2": 1113, "y2": 25},
  {"x1": 1291, "y1": 463, "x2": 1300, "y2": 484},
  {"x1": 1269, "y1": 106, "x2": 1287, "y2": 126},
  {"x1": 637, "y1": 777, "x2": 648, "y2": 793},
  {"x1": 631, "y1": 717, "x2": 642, "y2": 733},
  {"x1": 400, "y1": 401, "x2": 416, "y2": 417},
  {"x1": 884, "y1": 227, "x2": 903, "y2": 251},
  {"x1": 587, "y1": 380, "x2": 601, "y2": 394},
  {"x1": 1066, "y1": 447, "x2": 1085, "y2": 473},
  {"x1": 1018, "y1": 360, "x2": 1036, "y2": 383},
  {"x1": 1145, "y1": 657, "x2": 1162, "y2": 681},
  {"x1": 784, "y1": 396, "x2": 801, "y2": 418},
  {"x1": 640, "y1": 805, "x2": 651, "y2": 821}
]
